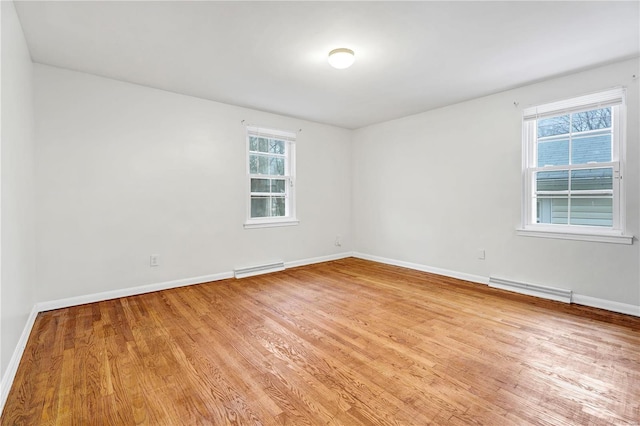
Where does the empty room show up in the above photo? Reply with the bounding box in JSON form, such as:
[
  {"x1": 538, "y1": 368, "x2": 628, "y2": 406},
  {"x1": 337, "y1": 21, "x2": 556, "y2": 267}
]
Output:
[{"x1": 1, "y1": 1, "x2": 639, "y2": 424}]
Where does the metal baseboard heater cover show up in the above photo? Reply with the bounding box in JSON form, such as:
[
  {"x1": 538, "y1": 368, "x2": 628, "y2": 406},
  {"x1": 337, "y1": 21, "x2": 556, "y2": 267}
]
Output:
[
  {"x1": 489, "y1": 277, "x2": 573, "y2": 304},
  {"x1": 234, "y1": 261, "x2": 285, "y2": 279}
]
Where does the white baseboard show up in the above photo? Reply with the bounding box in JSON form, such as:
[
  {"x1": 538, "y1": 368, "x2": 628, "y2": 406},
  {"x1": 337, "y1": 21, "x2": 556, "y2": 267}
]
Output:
[
  {"x1": 352, "y1": 252, "x2": 639, "y2": 317},
  {"x1": 36, "y1": 271, "x2": 235, "y2": 312},
  {"x1": 284, "y1": 252, "x2": 352, "y2": 269},
  {"x1": 29, "y1": 251, "x2": 354, "y2": 314},
  {"x1": 352, "y1": 252, "x2": 489, "y2": 285},
  {"x1": 572, "y1": 294, "x2": 640, "y2": 317},
  {"x1": 1, "y1": 305, "x2": 39, "y2": 413}
]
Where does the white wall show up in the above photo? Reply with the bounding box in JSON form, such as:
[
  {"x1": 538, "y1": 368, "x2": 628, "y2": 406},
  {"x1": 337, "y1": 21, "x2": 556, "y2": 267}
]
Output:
[
  {"x1": 33, "y1": 59, "x2": 640, "y2": 309},
  {"x1": 353, "y1": 58, "x2": 640, "y2": 307},
  {"x1": 34, "y1": 64, "x2": 352, "y2": 302},
  {"x1": 1, "y1": 0, "x2": 36, "y2": 378}
]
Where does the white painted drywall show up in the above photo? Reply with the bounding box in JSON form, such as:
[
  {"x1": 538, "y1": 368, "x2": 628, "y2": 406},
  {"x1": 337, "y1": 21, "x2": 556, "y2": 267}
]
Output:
[
  {"x1": 34, "y1": 64, "x2": 352, "y2": 302},
  {"x1": 1, "y1": 0, "x2": 36, "y2": 378},
  {"x1": 353, "y1": 59, "x2": 640, "y2": 306}
]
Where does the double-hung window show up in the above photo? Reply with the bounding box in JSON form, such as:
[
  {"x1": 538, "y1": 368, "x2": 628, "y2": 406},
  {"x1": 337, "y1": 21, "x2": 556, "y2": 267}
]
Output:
[
  {"x1": 519, "y1": 88, "x2": 632, "y2": 244},
  {"x1": 244, "y1": 126, "x2": 297, "y2": 228}
]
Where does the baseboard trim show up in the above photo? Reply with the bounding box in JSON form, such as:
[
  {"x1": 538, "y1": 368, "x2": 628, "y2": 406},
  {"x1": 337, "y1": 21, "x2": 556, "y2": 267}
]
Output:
[
  {"x1": 33, "y1": 252, "x2": 355, "y2": 313},
  {"x1": 352, "y1": 252, "x2": 639, "y2": 317},
  {"x1": 284, "y1": 252, "x2": 353, "y2": 269},
  {"x1": 352, "y1": 252, "x2": 489, "y2": 285},
  {"x1": 36, "y1": 271, "x2": 235, "y2": 312},
  {"x1": 1, "y1": 305, "x2": 39, "y2": 413},
  {"x1": 572, "y1": 294, "x2": 640, "y2": 317}
]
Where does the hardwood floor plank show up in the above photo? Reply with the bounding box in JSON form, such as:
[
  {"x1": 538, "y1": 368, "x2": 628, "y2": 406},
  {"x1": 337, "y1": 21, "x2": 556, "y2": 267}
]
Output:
[{"x1": 3, "y1": 258, "x2": 640, "y2": 425}]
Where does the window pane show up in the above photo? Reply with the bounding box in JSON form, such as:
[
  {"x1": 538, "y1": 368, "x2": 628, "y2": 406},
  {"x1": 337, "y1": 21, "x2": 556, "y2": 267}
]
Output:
[
  {"x1": 251, "y1": 178, "x2": 270, "y2": 193},
  {"x1": 538, "y1": 138, "x2": 569, "y2": 166},
  {"x1": 571, "y1": 108, "x2": 611, "y2": 133},
  {"x1": 258, "y1": 138, "x2": 269, "y2": 153},
  {"x1": 269, "y1": 139, "x2": 285, "y2": 154},
  {"x1": 571, "y1": 168, "x2": 613, "y2": 191},
  {"x1": 251, "y1": 196, "x2": 270, "y2": 218},
  {"x1": 269, "y1": 157, "x2": 285, "y2": 176},
  {"x1": 249, "y1": 136, "x2": 258, "y2": 152},
  {"x1": 272, "y1": 197, "x2": 286, "y2": 216},
  {"x1": 536, "y1": 197, "x2": 568, "y2": 224},
  {"x1": 272, "y1": 179, "x2": 286, "y2": 193},
  {"x1": 536, "y1": 170, "x2": 568, "y2": 192},
  {"x1": 249, "y1": 155, "x2": 259, "y2": 174},
  {"x1": 250, "y1": 155, "x2": 285, "y2": 176},
  {"x1": 570, "y1": 197, "x2": 612, "y2": 227},
  {"x1": 538, "y1": 115, "x2": 569, "y2": 137},
  {"x1": 571, "y1": 132, "x2": 611, "y2": 165},
  {"x1": 258, "y1": 156, "x2": 270, "y2": 174}
]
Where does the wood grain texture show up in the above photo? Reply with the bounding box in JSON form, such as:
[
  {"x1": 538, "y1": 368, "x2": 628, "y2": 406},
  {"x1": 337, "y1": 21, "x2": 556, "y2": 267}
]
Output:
[{"x1": 2, "y1": 258, "x2": 639, "y2": 425}]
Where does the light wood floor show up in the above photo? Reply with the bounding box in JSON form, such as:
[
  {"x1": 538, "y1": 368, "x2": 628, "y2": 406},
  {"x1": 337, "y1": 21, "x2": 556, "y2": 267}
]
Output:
[{"x1": 2, "y1": 258, "x2": 639, "y2": 425}]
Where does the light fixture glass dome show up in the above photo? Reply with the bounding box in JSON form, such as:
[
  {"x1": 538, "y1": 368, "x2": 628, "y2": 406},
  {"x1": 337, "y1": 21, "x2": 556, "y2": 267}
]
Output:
[{"x1": 328, "y1": 48, "x2": 355, "y2": 69}]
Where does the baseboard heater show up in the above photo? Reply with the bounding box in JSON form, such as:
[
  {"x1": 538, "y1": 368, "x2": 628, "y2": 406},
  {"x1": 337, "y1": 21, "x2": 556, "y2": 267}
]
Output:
[
  {"x1": 234, "y1": 261, "x2": 285, "y2": 279},
  {"x1": 489, "y1": 277, "x2": 573, "y2": 304}
]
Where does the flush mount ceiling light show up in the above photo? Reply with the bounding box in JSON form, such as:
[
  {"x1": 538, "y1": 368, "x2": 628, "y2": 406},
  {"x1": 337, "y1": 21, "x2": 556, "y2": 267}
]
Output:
[{"x1": 328, "y1": 48, "x2": 355, "y2": 69}]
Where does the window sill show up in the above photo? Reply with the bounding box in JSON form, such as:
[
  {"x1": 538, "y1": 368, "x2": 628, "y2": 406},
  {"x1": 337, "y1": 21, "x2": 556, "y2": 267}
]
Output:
[
  {"x1": 244, "y1": 219, "x2": 299, "y2": 229},
  {"x1": 516, "y1": 228, "x2": 633, "y2": 245}
]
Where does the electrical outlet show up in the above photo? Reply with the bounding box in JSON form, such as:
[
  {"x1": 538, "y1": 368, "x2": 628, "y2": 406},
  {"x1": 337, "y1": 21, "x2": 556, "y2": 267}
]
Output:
[
  {"x1": 477, "y1": 249, "x2": 485, "y2": 260},
  {"x1": 335, "y1": 235, "x2": 342, "y2": 247},
  {"x1": 150, "y1": 254, "x2": 160, "y2": 267}
]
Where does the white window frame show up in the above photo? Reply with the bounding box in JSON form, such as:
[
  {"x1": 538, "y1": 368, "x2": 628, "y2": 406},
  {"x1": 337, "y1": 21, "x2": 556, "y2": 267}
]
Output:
[
  {"x1": 517, "y1": 88, "x2": 633, "y2": 244},
  {"x1": 244, "y1": 125, "x2": 298, "y2": 229}
]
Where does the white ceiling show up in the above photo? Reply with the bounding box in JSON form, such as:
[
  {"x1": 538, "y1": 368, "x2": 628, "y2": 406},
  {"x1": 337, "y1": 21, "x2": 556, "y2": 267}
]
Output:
[{"x1": 14, "y1": 1, "x2": 640, "y2": 129}]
